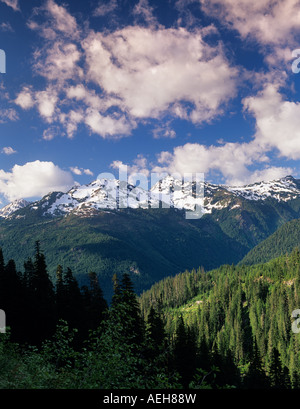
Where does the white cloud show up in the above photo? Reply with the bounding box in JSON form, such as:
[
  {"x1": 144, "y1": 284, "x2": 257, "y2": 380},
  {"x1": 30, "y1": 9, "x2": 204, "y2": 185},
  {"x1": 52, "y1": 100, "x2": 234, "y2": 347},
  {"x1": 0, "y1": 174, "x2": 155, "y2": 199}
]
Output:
[
  {"x1": 94, "y1": 0, "x2": 118, "y2": 17},
  {"x1": 114, "y1": 140, "x2": 293, "y2": 186},
  {"x1": 42, "y1": 126, "x2": 62, "y2": 141},
  {"x1": 0, "y1": 22, "x2": 14, "y2": 32},
  {"x1": 82, "y1": 26, "x2": 237, "y2": 123},
  {"x1": 152, "y1": 141, "x2": 272, "y2": 185},
  {"x1": 0, "y1": 0, "x2": 20, "y2": 12},
  {"x1": 242, "y1": 166, "x2": 294, "y2": 186},
  {"x1": 152, "y1": 123, "x2": 176, "y2": 139},
  {"x1": 15, "y1": 87, "x2": 35, "y2": 110},
  {"x1": 0, "y1": 108, "x2": 18, "y2": 123},
  {"x1": 17, "y1": 0, "x2": 238, "y2": 140},
  {"x1": 133, "y1": 0, "x2": 158, "y2": 26},
  {"x1": 0, "y1": 84, "x2": 19, "y2": 123},
  {"x1": 0, "y1": 161, "x2": 74, "y2": 201},
  {"x1": 16, "y1": 86, "x2": 58, "y2": 123},
  {"x1": 84, "y1": 108, "x2": 134, "y2": 138},
  {"x1": 110, "y1": 154, "x2": 150, "y2": 184},
  {"x1": 44, "y1": 0, "x2": 79, "y2": 39},
  {"x1": 33, "y1": 41, "x2": 83, "y2": 83},
  {"x1": 1, "y1": 147, "x2": 16, "y2": 155},
  {"x1": 243, "y1": 83, "x2": 300, "y2": 160},
  {"x1": 70, "y1": 166, "x2": 94, "y2": 176},
  {"x1": 198, "y1": 0, "x2": 300, "y2": 67},
  {"x1": 83, "y1": 168, "x2": 94, "y2": 176},
  {"x1": 200, "y1": 0, "x2": 300, "y2": 47},
  {"x1": 35, "y1": 88, "x2": 58, "y2": 121}
]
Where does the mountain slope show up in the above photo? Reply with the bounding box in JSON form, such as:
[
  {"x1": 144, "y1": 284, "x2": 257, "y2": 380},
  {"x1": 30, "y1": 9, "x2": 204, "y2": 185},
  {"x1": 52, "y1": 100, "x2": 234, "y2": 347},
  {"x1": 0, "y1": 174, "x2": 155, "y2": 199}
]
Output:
[
  {"x1": 0, "y1": 199, "x2": 31, "y2": 218},
  {"x1": 0, "y1": 208, "x2": 249, "y2": 300},
  {"x1": 239, "y1": 218, "x2": 300, "y2": 265},
  {"x1": 1, "y1": 175, "x2": 300, "y2": 299},
  {"x1": 138, "y1": 251, "x2": 300, "y2": 388}
]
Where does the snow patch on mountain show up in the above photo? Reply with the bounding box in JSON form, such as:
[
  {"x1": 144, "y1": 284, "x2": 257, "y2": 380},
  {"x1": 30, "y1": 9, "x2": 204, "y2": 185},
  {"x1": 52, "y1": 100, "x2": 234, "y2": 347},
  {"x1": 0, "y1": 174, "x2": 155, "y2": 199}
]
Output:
[
  {"x1": 0, "y1": 199, "x2": 31, "y2": 218},
  {"x1": 1, "y1": 175, "x2": 300, "y2": 219},
  {"x1": 227, "y1": 176, "x2": 300, "y2": 202}
]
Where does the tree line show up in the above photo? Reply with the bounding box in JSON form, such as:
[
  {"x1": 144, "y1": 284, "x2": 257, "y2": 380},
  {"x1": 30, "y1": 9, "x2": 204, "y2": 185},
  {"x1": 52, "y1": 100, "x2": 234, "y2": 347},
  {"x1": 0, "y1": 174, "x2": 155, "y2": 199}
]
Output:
[
  {"x1": 0, "y1": 243, "x2": 299, "y2": 389},
  {"x1": 139, "y1": 248, "x2": 300, "y2": 389}
]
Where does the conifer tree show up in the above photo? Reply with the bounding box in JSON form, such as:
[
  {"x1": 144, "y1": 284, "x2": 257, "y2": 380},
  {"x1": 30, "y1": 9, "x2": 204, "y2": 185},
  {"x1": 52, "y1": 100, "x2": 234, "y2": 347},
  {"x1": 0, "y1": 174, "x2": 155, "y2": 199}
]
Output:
[
  {"x1": 268, "y1": 347, "x2": 285, "y2": 389},
  {"x1": 146, "y1": 306, "x2": 166, "y2": 358},
  {"x1": 118, "y1": 272, "x2": 144, "y2": 346},
  {"x1": 243, "y1": 338, "x2": 269, "y2": 389},
  {"x1": 27, "y1": 241, "x2": 56, "y2": 344},
  {"x1": 81, "y1": 272, "x2": 108, "y2": 335},
  {"x1": 173, "y1": 316, "x2": 197, "y2": 387}
]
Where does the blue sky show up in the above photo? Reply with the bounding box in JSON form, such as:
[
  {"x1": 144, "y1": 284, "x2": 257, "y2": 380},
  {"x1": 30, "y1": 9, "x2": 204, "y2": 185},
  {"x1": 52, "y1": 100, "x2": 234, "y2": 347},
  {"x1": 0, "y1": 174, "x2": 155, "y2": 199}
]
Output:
[{"x1": 1, "y1": 0, "x2": 300, "y2": 205}]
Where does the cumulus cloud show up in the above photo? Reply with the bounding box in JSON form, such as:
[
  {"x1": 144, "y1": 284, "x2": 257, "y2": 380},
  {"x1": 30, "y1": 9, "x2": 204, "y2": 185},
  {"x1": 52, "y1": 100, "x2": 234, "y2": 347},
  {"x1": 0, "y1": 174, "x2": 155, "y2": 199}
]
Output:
[
  {"x1": 242, "y1": 166, "x2": 294, "y2": 186},
  {"x1": 0, "y1": 161, "x2": 74, "y2": 201},
  {"x1": 33, "y1": 0, "x2": 79, "y2": 40},
  {"x1": 132, "y1": 0, "x2": 158, "y2": 26},
  {"x1": 0, "y1": 84, "x2": 19, "y2": 123},
  {"x1": 0, "y1": 22, "x2": 14, "y2": 32},
  {"x1": 200, "y1": 0, "x2": 300, "y2": 47},
  {"x1": 33, "y1": 41, "x2": 83, "y2": 83},
  {"x1": 15, "y1": 0, "x2": 238, "y2": 140},
  {"x1": 151, "y1": 141, "x2": 291, "y2": 185},
  {"x1": 0, "y1": 0, "x2": 20, "y2": 12},
  {"x1": 70, "y1": 166, "x2": 93, "y2": 176},
  {"x1": 110, "y1": 154, "x2": 150, "y2": 184},
  {"x1": 198, "y1": 0, "x2": 300, "y2": 67},
  {"x1": 15, "y1": 86, "x2": 58, "y2": 123},
  {"x1": 82, "y1": 26, "x2": 237, "y2": 123},
  {"x1": 93, "y1": 0, "x2": 118, "y2": 17},
  {"x1": 144, "y1": 79, "x2": 300, "y2": 185},
  {"x1": 152, "y1": 123, "x2": 176, "y2": 139},
  {"x1": 1, "y1": 147, "x2": 17, "y2": 155},
  {"x1": 0, "y1": 108, "x2": 18, "y2": 123},
  {"x1": 15, "y1": 86, "x2": 35, "y2": 110},
  {"x1": 243, "y1": 83, "x2": 300, "y2": 160}
]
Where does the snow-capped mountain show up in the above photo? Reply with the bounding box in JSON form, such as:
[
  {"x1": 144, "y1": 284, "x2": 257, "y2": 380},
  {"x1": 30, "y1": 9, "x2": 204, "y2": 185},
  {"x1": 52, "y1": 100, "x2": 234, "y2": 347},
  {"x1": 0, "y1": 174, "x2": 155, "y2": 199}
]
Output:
[
  {"x1": 227, "y1": 176, "x2": 300, "y2": 202},
  {"x1": 1, "y1": 175, "x2": 300, "y2": 219},
  {"x1": 0, "y1": 199, "x2": 31, "y2": 218}
]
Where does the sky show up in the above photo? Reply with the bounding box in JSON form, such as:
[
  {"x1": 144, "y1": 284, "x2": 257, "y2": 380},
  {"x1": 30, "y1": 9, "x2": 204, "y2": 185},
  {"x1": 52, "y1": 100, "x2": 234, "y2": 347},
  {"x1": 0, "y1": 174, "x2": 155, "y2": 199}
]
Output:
[{"x1": 1, "y1": 0, "x2": 300, "y2": 205}]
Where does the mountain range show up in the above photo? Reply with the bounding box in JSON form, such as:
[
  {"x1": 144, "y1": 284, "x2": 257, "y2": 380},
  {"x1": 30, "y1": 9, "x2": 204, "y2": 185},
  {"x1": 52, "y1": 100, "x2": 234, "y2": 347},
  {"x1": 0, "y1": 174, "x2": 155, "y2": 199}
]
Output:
[
  {"x1": 1, "y1": 174, "x2": 300, "y2": 219},
  {"x1": 1, "y1": 174, "x2": 300, "y2": 300}
]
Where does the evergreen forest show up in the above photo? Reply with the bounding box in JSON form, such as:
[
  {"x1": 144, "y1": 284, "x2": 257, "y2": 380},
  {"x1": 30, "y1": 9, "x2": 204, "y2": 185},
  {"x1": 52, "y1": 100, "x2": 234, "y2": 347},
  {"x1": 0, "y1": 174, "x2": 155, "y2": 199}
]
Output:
[{"x1": 0, "y1": 242, "x2": 299, "y2": 389}]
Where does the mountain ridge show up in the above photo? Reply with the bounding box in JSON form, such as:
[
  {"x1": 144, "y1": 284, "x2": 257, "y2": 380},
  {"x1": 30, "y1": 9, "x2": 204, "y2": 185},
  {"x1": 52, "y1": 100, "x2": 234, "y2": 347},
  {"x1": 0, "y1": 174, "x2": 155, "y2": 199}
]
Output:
[
  {"x1": 1, "y1": 174, "x2": 300, "y2": 219},
  {"x1": 1, "y1": 174, "x2": 300, "y2": 300}
]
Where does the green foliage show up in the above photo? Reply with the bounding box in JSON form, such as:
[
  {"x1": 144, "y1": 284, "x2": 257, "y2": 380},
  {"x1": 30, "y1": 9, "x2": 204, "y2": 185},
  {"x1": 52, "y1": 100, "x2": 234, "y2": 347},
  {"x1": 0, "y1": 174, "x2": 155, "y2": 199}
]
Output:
[
  {"x1": 0, "y1": 245, "x2": 299, "y2": 389},
  {"x1": 240, "y1": 219, "x2": 300, "y2": 265},
  {"x1": 140, "y1": 250, "x2": 300, "y2": 389}
]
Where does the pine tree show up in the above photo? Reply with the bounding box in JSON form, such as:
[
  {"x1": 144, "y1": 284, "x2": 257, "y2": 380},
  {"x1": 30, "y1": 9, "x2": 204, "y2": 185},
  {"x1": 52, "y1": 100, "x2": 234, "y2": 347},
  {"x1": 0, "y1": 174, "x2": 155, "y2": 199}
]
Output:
[
  {"x1": 268, "y1": 347, "x2": 285, "y2": 389},
  {"x1": 81, "y1": 272, "x2": 108, "y2": 335},
  {"x1": 118, "y1": 272, "x2": 144, "y2": 346},
  {"x1": 243, "y1": 338, "x2": 269, "y2": 389},
  {"x1": 55, "y1": 264, "x2": 65, "y2": 320},
  {"x1": 173, "y1": 316, "x2": 197, "y2": 387},
  {"x1": 146, "y1": 306, "x2": 166, "y2": 358},
  {"x1": 26, "y1": 241, "x2": 56, "y2": 344}
]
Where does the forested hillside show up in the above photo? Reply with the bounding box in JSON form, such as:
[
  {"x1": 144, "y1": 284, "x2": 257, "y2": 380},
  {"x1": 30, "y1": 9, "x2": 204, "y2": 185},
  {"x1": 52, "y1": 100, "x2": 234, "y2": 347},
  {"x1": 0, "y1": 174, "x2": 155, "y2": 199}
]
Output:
[
  {"x1": 0, "y1": 245, "x2": 299, "y2": 389},
  {"x1": 240, "y1": 219, "x2": 300, "y2": 265},
  {"x1": 0, "y1": 209, "x2": 249, "y2": 301},
  {"x1": 139, "y1": 249, "x2": 300, "y2": 388}
]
